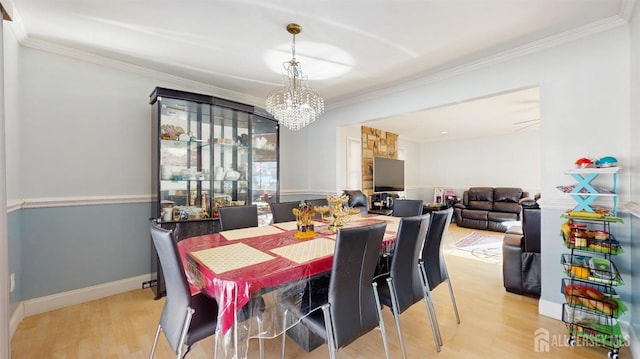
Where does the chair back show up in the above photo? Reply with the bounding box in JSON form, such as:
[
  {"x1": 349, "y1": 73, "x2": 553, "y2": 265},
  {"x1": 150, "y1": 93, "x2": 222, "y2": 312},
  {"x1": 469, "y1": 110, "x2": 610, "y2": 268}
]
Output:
[
  {"x1": 218, "y1": 204, "x2": 259, "y2": 231},
  {"x1": 392, "y1": 199, "x2": 424, "y2": 217},
  {"x1": 421, "y1": 208, "x2": 453, "y2": 290},
  {"x1": 343, "y1": 190, "x2": 370, "y2": 214},
  {"x1": 149, "y1": 221, "x2": 192, "y2": 352},
  {"x1": 306, "y1": 198, "x2": 329, "y2": 219},
  {"x1": 389, "y1": 214, "x2": 431, "y2": 313},
  {"x1": 270, "y1": 201, "x2": 299, "y2": 223},
  {"x1": 329, "y1": 222, "x2": 387, "y2": 349}
]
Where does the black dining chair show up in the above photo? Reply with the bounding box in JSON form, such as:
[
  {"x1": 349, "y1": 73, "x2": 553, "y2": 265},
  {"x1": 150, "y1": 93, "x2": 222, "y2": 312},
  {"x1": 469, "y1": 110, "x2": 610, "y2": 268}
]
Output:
[
  {"x1": 149, "y1": 221, "x2": 220, "y2": 359},
  {"x1": 149, "y1": 220, "x2": 266, "y2": 359},
  {"x1": 218, "y1": 204, "x2": 259, "y2": 231},
  {"x1": 375, "y1": 214, "x2": 434, "y2": 357},
  {"x1": 391, "y1": 199, "x2": 424, "y2": 217},
  {"x1": 282, "y1": 222, "x2": 391, "y2": 359},
  {"x1": 419, "y1": 207, "x2": 460, "y2": 349},
  {"x1": 270, "y1": 201, "x2": 299, "y2": 223},
  {"x1": 305, "y1": 198, "x2": 329, "y2": 219}
]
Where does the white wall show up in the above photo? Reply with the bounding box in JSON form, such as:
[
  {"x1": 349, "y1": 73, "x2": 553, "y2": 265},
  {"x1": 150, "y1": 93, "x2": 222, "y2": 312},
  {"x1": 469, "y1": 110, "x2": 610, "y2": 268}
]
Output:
[
  {"x1": 304, "y1": 25, "x2": 632, "y2": 316},
  {"x1": 4, "y1": 9, "x2": 17, "y2": 203},
  {"x1": 419, "y1": 130, "x2": 540, "y2": 196}
]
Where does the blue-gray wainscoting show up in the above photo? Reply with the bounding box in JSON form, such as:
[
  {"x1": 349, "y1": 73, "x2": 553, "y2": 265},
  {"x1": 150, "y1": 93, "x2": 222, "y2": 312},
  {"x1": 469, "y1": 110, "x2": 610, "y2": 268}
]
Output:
[{"x1": 12, "y1": 202, "x2": 152, "y2": 303}]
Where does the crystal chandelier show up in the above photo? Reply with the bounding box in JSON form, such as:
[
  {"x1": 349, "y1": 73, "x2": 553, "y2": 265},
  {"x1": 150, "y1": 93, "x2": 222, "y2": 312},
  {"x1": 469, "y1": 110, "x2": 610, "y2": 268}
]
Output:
[{"x1": 266, "y1": 23, "x2": 324, "y2": 131}]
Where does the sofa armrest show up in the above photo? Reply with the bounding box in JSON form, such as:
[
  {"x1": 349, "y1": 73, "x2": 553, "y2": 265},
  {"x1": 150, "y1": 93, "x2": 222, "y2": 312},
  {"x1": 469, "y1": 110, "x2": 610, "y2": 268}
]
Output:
[
  {"x1": 505, "y1": 225, "x2": 523, "y2": 237},
  {"x1": 503, "y1": 229, "x2": 524, "y2": 293}
]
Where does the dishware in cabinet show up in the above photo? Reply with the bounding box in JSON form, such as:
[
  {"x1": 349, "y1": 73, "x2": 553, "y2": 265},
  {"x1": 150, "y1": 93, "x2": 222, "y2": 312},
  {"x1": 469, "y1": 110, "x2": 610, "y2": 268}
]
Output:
[{"x1": 150, "y1": 87, "x2": 280, "y2": 225}]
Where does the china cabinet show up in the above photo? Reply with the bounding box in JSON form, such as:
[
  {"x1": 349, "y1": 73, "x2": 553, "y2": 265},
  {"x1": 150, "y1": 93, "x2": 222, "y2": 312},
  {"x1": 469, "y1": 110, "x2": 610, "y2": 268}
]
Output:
[{"x1": 149, "y1": 87, "x2": 279, "y2": 298}]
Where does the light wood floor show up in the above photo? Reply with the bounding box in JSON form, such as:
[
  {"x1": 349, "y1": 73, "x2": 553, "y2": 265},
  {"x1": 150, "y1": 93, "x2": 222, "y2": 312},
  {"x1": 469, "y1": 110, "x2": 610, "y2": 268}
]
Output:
[{"x1": 11, "y1": 224, "x2": 631, "y2": 358}]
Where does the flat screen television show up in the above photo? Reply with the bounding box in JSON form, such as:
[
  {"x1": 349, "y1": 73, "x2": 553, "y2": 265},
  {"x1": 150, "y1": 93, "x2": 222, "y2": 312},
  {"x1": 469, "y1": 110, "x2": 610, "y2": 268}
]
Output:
[{"x1": 373, "y1": 157, "x2": 405, "y2": 193}]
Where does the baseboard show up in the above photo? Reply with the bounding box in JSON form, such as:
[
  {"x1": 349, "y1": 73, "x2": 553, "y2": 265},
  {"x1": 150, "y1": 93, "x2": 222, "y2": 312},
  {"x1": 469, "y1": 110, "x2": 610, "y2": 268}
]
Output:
[
  {"x1": 22, "y1": 274, "x2": 151, "y2": 317},
  {"x1": 9, "y1": 302, "x2": 24, "y2": 339},
  {"x1": 538, "y1": 298, "x2": 562, "y2": 320}
]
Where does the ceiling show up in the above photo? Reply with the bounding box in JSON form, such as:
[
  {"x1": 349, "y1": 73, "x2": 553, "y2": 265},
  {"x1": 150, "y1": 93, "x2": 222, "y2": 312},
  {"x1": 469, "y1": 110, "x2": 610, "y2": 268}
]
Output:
[{"x1": 9, "y1": 0, "x2": 634, "y2": 141}]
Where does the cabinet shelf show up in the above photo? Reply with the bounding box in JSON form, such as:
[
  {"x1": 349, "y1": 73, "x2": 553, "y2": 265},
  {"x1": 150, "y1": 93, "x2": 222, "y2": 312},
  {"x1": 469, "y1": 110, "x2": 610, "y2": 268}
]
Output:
[{"x1": 161, "y1": 138, "x2": 210, "y2": 149}]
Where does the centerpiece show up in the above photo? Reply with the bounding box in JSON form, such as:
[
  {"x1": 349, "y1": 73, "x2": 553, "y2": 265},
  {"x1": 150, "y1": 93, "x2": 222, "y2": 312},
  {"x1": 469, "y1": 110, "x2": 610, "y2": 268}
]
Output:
[
  {"x1": 321, "y1": 194, "x2": 362, "y2": 231},
  {"x1": 293, "y1": 201, "x2": 316, "y2": 239}
]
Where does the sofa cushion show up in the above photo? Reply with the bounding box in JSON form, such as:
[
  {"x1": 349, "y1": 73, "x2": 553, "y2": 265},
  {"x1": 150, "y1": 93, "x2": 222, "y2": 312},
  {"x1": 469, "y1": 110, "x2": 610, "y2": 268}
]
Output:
[
  {"x1": 494, "y1": 187, "x2": 522, "y2": 202},
  {"x1": 493, "y1": 188, "x2": 523, "y2": 213},
  {"x1": 467, "y1": 187, "x2": 494, "y2": 211},
  {"x1": 462, "y1": 209, "x2": 488, "y2": 220},
  {"x1": 493, "y1": 202, "x2": 521, "y2": 213},
  {"x1": 487, "y1": 211, "x2": 519, "y2": 222}
]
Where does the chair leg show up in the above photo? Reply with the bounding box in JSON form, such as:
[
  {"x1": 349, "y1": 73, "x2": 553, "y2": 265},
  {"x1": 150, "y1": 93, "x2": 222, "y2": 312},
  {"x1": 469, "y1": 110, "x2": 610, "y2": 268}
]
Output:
[
  {"x1": 443, "y1": 262, "x2": 461, "y2": 324},
  {"x1": 181, "y1": 345, "x2": 193, "y2": 359},
  {"x1": 373, "y1": 282, "x2": 391, "y2": 359},
  {"x1": 385, "y1": 278, "x2": 407, "y2": 359},
  {"x1": 424, "y1": 291, "x2": 443, "y2": 349},
  {"x1": 177, "y1": 309, "x2": 195, "y2": 359},
  {"x1": 418, "y1": 263, "x2": 442, "y2": 351},
  {"x1": 213, "y1": 331, "x2": 219, "y2": 359},
  {"x1": 281, "y1": 310, "x2": 288, "y2": 359},
  {"x1": 149, "y1": 324, "x2": 162, "y2": 359},
  {"x1": 321, "y1": 304, "x2": 337, "y2": 359},
  {"x1": 257, "y1": 316, "x2": 265, "y2": 359}
]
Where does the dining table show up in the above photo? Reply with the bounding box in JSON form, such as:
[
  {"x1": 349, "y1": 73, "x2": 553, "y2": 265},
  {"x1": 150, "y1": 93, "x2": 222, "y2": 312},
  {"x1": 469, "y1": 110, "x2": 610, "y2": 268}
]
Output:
[{"x1": 177, "y1": 213, "x2": 402, "y2": 359}]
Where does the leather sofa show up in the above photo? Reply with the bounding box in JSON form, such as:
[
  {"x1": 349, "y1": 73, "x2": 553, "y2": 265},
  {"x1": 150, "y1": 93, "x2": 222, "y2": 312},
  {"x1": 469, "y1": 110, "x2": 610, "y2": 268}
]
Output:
[
  {"x1": 502, "y1": 195, "x2": 541, "y2": 297},
  {"x1": 453, "y1": 187, "x2": 528, "y2": 232}
]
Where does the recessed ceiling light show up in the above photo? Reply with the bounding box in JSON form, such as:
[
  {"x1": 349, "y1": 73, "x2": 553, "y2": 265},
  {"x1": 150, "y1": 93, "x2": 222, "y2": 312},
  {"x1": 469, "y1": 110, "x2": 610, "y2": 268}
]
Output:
[{"x1": 440, "y1": 131, "x2": 448, "y2": 135}]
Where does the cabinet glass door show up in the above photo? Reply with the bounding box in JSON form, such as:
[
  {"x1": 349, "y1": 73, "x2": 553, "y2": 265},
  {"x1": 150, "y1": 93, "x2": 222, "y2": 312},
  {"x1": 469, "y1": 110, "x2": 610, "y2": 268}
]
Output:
[
  {"x1": 250, "y1": 116, "x2": 279, "y2": 217},
  {"x1": 159, "y1": 98, "x2": 211, "y2": 221},
  {"x1": 211, "y1": 106, "x2": 250, "y2": 217}
]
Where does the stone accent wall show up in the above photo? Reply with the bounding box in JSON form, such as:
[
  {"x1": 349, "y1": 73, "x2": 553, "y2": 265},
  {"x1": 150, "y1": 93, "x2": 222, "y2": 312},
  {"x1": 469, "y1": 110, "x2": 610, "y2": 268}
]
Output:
[{"x1": 361, "y1": 126, "x2": 398, "y2": 197}]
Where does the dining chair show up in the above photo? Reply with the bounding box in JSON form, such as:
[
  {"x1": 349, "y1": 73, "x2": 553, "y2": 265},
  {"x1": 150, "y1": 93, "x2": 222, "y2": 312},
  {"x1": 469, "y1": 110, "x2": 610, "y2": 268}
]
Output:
[
  {"x1": 149, "y1": 220, "x2": 266, "y2": 359},
  {"x1": 418, "y1": 207, "x2": 460, "y2": 349},
  {"x1": 149, "y1": 221, "x2": 220, "y2": 359},
  {"x1": 270, "y1": 201, "x2": 299, "y2": 223},
  {"x1": 218, "y1": 204, "x2": 259, "y2": 231},
  {"x1": 374, "y1": 214, "x2": 435, "y2": 357},
  {"x1": 391, "y1": 199, "x2": 424, "y2": 217},
  {"x1": 282, "y1": 222, "x2": 391, "y2": 359},
  {"x1": 305, "y1": 198, "x2": 328, "y2": 219}
]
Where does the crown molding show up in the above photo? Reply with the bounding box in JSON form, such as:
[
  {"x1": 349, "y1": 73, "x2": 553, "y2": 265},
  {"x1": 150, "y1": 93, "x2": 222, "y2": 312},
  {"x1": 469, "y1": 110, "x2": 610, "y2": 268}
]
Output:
[
  {"x1": 1, "y1": 0, "x2": 13, "y2": 21},
  {"x1": 330, "y1": 15, "x2": 629, "y2": 110},
  {"x1": 619, "y1": 0, "x2": 637, "y2": 21}
]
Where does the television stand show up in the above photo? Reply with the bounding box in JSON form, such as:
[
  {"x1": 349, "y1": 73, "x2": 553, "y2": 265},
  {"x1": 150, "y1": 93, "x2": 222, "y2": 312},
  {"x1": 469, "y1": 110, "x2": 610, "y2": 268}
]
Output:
[{"x1": 370, "y1": 192, "x2": 397, "y2": 211}]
